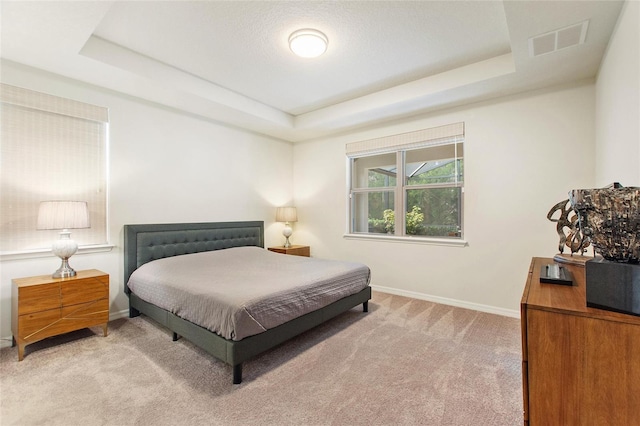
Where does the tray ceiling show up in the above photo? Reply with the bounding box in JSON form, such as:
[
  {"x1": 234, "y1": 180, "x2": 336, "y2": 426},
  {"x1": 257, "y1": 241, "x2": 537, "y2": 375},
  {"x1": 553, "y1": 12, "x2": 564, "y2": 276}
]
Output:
[{"x1": 0, "y1": 1, "x2": 625, "y2": 142}]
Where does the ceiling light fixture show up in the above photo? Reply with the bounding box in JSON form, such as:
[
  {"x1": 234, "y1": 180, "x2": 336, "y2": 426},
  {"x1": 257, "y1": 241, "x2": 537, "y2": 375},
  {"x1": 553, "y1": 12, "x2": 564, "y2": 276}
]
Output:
[{"x1": 288, "y1": 29, "x2": 328, "y2": 58}]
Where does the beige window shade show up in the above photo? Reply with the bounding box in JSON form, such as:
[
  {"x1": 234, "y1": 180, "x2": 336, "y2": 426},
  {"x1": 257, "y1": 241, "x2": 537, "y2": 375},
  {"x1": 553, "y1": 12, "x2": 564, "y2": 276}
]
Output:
[
  {"x1": 0, "y1": 84, "x2": 109, "y2": 253},
  {"x1": 346, "y1": 122, "x2": 464, "y2": 156}
]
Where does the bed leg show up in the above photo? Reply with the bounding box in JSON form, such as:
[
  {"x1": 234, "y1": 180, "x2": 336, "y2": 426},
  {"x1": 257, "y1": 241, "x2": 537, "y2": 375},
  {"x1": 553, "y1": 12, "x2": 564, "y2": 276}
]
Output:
[
  {"x1": 233, "y1": 364, "x2": 243, "y2": 384},
  {"x1": 129, "y1": 306, "x2": 140, "y2": 318},
  {"x1": 363, "y1": 301, "x2": 369, "y2": 312},
  {"x1": 172, "y1": 332, "x2": 180, "y2": 341}
]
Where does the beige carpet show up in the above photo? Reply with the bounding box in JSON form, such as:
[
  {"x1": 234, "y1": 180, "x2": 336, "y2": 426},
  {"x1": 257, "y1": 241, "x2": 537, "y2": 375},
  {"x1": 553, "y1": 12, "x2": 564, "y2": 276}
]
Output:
[{"x1": 0, "y1": 292, "x2": 523, "y2": 425}]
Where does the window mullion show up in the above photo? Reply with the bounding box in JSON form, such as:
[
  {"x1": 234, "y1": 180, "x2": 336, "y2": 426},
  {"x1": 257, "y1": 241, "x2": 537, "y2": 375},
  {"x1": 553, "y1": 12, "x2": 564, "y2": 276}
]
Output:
[
  {"x1": 405, "y1": 182, "x2": 463, "y2": 190},
  {"x1": 351, "y1": 187, "x2": 396, "y2": 193},
  {"x1": 395, "y1": 151, "x2": 405, "y2": 236}
]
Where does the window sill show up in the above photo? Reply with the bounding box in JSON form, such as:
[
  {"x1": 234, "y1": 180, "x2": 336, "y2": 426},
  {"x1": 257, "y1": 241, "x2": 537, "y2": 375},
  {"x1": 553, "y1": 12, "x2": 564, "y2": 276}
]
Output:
[
  {"x1": 1, "y1": 244, "x2": 115, "y2": 261},
  {"x1": 343, "y1": 233, "x2": 468, "y2": 247}
]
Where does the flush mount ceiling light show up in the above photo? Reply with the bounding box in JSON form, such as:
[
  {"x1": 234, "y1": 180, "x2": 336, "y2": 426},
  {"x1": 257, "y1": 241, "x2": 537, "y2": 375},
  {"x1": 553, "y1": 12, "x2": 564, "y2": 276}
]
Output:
[{"x1": 288, "y1": 29, "x2": 328, "y2": 58}]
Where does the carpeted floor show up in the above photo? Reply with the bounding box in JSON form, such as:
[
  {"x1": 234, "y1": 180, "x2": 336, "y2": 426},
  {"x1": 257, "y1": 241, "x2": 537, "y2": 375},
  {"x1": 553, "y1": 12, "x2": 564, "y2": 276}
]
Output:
[{"x1": 0, "y1": 292, "x2": 523, "y2": 425}]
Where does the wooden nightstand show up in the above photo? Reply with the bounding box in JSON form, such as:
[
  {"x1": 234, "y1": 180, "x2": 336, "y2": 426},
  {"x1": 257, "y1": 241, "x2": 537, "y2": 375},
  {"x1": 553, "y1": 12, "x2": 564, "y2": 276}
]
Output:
[
  {"x1": 268, "y1": 245, "x2": 310, "y2": 257},
  {"x1": 11, "y1": 269, "x2": 109, "y2": 361}
]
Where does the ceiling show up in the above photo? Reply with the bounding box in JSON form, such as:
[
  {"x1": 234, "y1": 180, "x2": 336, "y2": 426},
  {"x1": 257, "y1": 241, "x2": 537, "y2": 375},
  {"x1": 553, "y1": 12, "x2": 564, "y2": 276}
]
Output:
[{"x1": 0, "y1": 1, "x2": 625, "y2": 142}]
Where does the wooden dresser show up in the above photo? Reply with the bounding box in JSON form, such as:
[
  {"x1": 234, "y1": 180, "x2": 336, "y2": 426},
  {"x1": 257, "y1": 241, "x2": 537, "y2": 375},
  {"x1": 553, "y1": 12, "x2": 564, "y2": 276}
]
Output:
[
  {"x1": 521, "y1": 257, "x2": 640, "y2": 425},
  {"x1": 11, "y1": 269, "x2": 109, "y2": 361}
]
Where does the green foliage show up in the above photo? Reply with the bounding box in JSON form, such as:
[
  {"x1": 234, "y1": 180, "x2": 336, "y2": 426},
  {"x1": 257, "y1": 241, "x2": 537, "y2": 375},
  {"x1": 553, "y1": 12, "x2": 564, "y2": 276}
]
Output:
[
  {"x1": 405, "y1": 206, "x2": 425, "y2": 235},
  {"x1": 368, "y1": 170, "x2": 396, "y2": 188},
  {"x1": 383, "y1": 209, "x2": 395, "y2": 233},
  {"x1": 407, "y1": 159, "x2": 463, "y2": 185},
  {"x1": 367, "y1": 206, "x2": 426, "y2": 235},
  {"x1": 368, "y1": 217, "x2": 387, "y2": 233}
]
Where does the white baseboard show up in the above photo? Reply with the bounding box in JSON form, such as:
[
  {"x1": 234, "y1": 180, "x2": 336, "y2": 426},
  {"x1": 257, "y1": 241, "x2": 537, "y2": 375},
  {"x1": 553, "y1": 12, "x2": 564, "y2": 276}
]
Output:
[
  {"x1": 0, "y1": 309, "x2": 133, "y2": 349},
  {"x1": 371, "y1": 285, "x2": 520, "y2": 319},
  {"x1": 110, "y1": 309, "x2": 130, "y2": 321}
]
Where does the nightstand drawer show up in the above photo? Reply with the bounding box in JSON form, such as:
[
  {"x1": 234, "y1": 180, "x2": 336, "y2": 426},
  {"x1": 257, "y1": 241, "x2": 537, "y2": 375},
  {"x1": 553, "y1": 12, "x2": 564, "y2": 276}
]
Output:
[
  {"x1": 61, "y1": 276, "x2": 108, "y2": 306},
  {"x1": 18, "y1": 284, "x2": 61, "y2": 314},
  {"x1": 61, "y1": 298, "x2": 109, "y2": 328},
  {"x1": 18, "y1": 308, "x2": 62, "y2": 338}
]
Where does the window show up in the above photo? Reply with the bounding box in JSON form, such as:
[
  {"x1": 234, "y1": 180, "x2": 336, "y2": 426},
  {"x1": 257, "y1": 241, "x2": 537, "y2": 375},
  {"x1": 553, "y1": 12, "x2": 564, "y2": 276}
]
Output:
[
  {"x1": 347, "y1": 123, "x2": 464, "y2": 240},
  {"x1": 0, "y1": 84, "x2": 109, "y2": 253}
]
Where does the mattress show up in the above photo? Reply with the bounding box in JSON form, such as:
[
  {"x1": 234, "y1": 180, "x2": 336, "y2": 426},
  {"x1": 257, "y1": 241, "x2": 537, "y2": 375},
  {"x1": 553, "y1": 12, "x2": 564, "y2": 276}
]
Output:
[{"x1": 126, "y1": 246, "x2": 371, "y2": 341}]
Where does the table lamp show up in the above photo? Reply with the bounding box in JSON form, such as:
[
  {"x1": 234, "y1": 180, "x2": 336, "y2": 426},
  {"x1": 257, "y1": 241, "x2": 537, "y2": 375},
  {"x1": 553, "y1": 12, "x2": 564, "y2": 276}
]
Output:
[
  {"x1": 276, "y1": 206, "x2": 297, "y2": 248},
  {"x1": 37, "y1": 201, "x2": 90, "y2": 278}
]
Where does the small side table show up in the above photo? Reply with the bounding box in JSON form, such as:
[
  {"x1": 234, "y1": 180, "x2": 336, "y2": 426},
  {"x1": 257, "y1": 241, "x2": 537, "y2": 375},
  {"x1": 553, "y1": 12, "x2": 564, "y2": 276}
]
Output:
[
  {"x1": 268, "y1": 245, "x2": 310, "y2": 257},
  {"x1": 11, "y1": 269, "x2": 109, "y2": 361}
]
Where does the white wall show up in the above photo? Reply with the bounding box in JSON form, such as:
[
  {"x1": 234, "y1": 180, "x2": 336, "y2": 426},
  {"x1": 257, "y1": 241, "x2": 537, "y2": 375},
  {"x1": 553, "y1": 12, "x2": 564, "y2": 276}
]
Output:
[
  {"x1": 293, "y1": 82, "x2": 596, "y2": 315},
  {"x1": 595, "y1": 0, "x2": 640, "y2": 187},
  {"x1": 2, "y1": 1, "x2": 634, "y2": 339},
  {"x1": 0, "y1": 61, "x2": 293, "y2": 341}
]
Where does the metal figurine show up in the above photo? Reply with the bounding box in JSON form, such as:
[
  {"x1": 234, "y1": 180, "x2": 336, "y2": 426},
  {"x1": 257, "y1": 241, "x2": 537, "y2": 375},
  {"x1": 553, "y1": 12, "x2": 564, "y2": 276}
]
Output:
[{"x1": 547, "y1": 199, "x2": 590, "y2": 255}]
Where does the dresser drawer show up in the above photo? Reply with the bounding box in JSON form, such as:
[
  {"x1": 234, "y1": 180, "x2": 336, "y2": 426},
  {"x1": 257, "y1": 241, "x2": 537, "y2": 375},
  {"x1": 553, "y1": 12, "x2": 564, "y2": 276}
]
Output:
[
  {"x1": 61, "y1": 275, "x2": 109, "y2": 306},
  {"x1": 18, "y1": 284, "x2": 60, "y2": 314}
]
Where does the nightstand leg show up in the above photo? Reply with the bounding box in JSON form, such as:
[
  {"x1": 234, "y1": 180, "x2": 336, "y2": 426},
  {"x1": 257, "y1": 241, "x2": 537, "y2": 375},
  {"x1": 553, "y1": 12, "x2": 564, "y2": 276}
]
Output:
[
  {"x1": 102, "y1": 323, "x2": 108, "y2": 337},
  {"x1": 11, "y1": 336, "x2": 16, "y2": 347},
  {"x1": 17, "y1": 343, "x2": 25, "y2": 362}
]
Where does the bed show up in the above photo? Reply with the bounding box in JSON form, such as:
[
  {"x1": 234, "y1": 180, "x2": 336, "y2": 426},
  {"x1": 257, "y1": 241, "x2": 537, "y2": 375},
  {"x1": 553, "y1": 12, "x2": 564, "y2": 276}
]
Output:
[{"x1": 124, "y1": 221, "x2": 371, "y2": 384}]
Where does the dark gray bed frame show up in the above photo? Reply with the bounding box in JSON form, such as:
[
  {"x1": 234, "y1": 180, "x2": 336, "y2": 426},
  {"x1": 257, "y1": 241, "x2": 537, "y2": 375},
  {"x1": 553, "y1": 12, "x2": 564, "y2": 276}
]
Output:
[{"x1": 124, "y1": 221, "x2": 371, "y2": 384}]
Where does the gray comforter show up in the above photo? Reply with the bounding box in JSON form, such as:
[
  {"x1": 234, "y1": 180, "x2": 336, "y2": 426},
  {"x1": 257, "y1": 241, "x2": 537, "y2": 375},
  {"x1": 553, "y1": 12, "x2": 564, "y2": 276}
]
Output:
[{"x1": 127, "y1": 247, "x2": 371, "y2": 340}]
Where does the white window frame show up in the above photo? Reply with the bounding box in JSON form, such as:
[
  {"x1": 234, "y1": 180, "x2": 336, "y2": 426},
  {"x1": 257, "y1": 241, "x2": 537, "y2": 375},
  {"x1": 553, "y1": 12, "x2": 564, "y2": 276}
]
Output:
[
  {"x1": 344, "y1": 123, "x2": 467, "y2": 247},
  {"x1": 0, "y1": 84, "x2": 112, "y2": 259}
]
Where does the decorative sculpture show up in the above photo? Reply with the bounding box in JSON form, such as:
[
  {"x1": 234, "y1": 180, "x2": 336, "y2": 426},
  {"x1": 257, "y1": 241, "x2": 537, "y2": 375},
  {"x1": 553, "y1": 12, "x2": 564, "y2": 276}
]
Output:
[
  {"x1": 569, "y1": 183, "x2": 640, "y2": 264},
  {"x1": 547, "y1": 199, "x2": 590, "y2": 255}
]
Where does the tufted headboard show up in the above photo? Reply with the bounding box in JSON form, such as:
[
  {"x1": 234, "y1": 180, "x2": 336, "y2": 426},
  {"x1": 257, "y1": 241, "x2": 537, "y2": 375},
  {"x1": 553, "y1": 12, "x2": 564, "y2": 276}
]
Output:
[{"x1": 123, "y1": 221, "x2": 264, "y2": 293}]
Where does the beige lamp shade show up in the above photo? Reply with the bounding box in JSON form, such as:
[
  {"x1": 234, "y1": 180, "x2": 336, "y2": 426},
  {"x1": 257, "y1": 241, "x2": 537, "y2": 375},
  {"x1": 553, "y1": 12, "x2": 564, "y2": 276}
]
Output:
[
  {"x1": 37, "y1": 201, "x2": 90, "y2": 230},
  {"x1": 276, "y1": 207, "x2": 298, "y2": 223}
]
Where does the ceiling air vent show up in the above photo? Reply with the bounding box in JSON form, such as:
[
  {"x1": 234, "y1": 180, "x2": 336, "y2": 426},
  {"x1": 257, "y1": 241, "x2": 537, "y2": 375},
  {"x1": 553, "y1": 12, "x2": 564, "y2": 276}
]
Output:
[{"x1": 529, "y1": 20, "x2": 589, "y2": 57}]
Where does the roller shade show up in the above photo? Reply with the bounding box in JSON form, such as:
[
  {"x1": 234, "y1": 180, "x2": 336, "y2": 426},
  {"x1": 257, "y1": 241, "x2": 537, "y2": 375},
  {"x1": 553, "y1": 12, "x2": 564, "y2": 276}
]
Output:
[
  {"x1": 346, "y1": 122, "x2": 464, "y2": 156},
  {"x1": 0, "y1": 84, "x2": 109, "y2": 252}
]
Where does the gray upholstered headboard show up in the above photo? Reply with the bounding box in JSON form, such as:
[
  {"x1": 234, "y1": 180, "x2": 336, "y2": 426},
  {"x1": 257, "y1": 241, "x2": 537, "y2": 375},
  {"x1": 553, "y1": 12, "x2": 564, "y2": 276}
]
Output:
[{"x1": 123, "y1": 221, "x2": 264, "y2": 293}]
